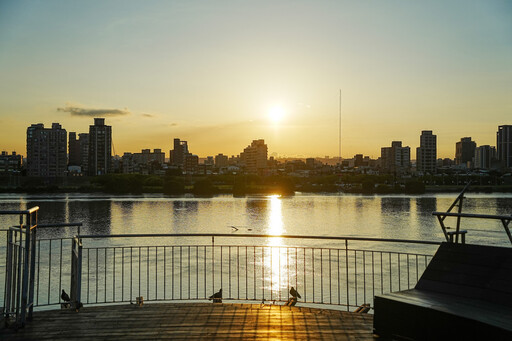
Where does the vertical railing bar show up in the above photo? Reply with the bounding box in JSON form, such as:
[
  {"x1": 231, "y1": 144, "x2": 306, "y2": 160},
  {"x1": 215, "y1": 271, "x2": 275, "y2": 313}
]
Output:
[
  {"x1": 287, "y1": 248, "x2": 289, "y2": 302},
  {"x1": 156, "y1": 247, "x2": 158, "y2": 301},
  {"x1": 270, "y1": 247, "x2": 273, "y2": 302},
  {"x1": 253, "y1": 246, "x2": 255, "y2": 300},
  {"x1": 59, "y1": 239, "x2": 63, "y2": 303},
  {"x1": 261, "y1": 247, "x2": 264, "y2": 300},
  {"x1": 380, "y1": 252, "x2": 383, "y2": 294},
  {"x1": 345, "y1": 240, "x2": 349, "y2": 311},
  {"x1": 147, "y1": 247, "x2": 149, "y2": 301},
  {"x1": 180, "y1": 246, "x2": 182, "y2": 300},
  {"x1": 389, "y1": 252, "x2": 392, "y2": 292},
  {"x1": 164, "y1": 247, "x2": 166, "y2": 300},
  {"x1": 329, "y1": 249, "x2": 331, "y2": 304},
  {"x1": 229, "y1": 246, "x2": 231, "y2": 299},
  {"x1": 363, "y1": 251, "x2": 366, "y2": 304},
  {"x1": 416, "y1": 255, "x2": 419, "y2": 282},
  {"x1": 407, "y1": 254, "x2": 410, "y2": 289},
  {"x1": 237, "y1": 246, "x2": 239, "y2": 300},
  {"x1": 312, "y1": 248, "x2": 315, "y2": 303},
  {"x1": 196, "y1": 246, "x2": 199, "y2": 300},
  {"x1": 337, "y1": 248, "x2": 340, "y2": 305},
  {"x1": 398, "y1": 253, "x2": 401, "y2": 291},
  {"x1": 354, "y1": 250, "x2": 357, "y2": 307},
  {"x1": 220, "y1": 246, "x2": 223, "y2": 298},
  {"x1": 204, "y1": 246, "x2": 206, "y2": 299},
  {"x1": 320, "y1": 249, "x2": 323, "y2": 303},
  {"x1": 48, "y1": 239, "x2": 52, "y2": 305},
  {"x1": 87, "y1": 248, "x2": 90, "y2": 303},
  {"x1": 138, "y1": 247, "x2": 141, "y2": 300},
  {"x1": 303, "y1": 248, "x2": 306, "y2": 302},
  {"x1": 36, "y1": 240, "x2": 40, "y2": 306},
  {"x1": 245, "y1": 246, "x2": 248, "y2": 300},
  {"x1": 372, "y1": 251, "x2": 375, "y2": 302},
  {"x1": 130, "y1": 247, "x2": 133, "y2": 303},
  {"x1": 188, "y1": 246, "x2": 190, "y2": 300},
  {"x1": 104, "y1": 248, "x2": 107, "y2": 303},
  {"x1": 278, "y1": 248, "x2": 281, "y2": 302},
  {"x1": 172, "y1": 246, "x2": 174, "y2": 300},
  {"x1": 121, "y1": 248, "x2": 125, "y2": 302},
  {"x1": 113, "y1": 248, "x2": 116, "y2": 302},
  {"x1": 295, "y1": 247, "x2": 298, "y2": 294},
  {"x1": 96, "y1": 248, "x2": 98, "y2": 304}
]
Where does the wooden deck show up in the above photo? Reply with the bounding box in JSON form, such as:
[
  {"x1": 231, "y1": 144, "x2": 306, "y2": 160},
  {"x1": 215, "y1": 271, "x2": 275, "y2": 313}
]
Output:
[{"x1": 2, "y1": 303, "x2": 378, "y2": 340}]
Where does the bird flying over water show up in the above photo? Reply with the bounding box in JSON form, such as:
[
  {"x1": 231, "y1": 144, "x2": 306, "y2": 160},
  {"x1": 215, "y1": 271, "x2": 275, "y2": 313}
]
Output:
[
  {"x1": 290, "y1": 287, "x2": 301, "y2": 299},
  {"x1": 61, "y1": 289, "x2": 70, "y2": 302}
]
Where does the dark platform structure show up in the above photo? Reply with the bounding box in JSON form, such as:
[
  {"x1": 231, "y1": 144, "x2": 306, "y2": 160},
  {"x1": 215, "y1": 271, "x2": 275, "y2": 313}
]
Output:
[{"x1": 374, "y1": 242, "x2": 512, "y2": 340}]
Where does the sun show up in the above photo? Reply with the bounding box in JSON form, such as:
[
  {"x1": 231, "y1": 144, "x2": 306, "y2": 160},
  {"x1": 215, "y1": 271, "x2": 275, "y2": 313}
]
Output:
[{"x1": 268, "y1": 105, "x2": 286, "y2": 123}]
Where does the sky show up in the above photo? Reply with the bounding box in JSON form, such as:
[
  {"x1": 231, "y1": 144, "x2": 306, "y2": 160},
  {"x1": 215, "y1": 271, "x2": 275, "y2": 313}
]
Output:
[{"x1": 0, "y1": 0, "x2": 511, "y2": 159}]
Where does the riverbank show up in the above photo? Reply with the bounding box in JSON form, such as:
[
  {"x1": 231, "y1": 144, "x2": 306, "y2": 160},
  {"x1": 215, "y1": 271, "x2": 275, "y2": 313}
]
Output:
[{"x1": 1, "y1": 174, "x2": 511, "y2": 195}]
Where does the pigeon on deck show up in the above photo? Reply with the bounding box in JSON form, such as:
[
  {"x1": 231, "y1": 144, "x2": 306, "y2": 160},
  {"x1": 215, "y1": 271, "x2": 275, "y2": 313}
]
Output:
[
  {"x1": 61, "y1": 289, "x2": 71, "y2": 302},
  {"x1": 290, "y1": 287, "x2": 301, "y2": 299},
  {"x1": 209, "y1": 288, "x2": 222, "y2": 303},
  {"x1": 286, "y1": 287, "x2": 301, "y2": 306}
]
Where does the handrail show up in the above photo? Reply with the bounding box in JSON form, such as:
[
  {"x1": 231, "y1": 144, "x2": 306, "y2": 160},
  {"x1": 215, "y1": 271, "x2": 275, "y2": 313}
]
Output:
[
  {"x1": 77, "y1": 233, "x2": 441, "y2": 245},
  {"x1": 432, "y1": 212, "x2": 512, "y2": 220},
  {"x1": 0, "y1": 206, "x2": 40, "y2": 215}
]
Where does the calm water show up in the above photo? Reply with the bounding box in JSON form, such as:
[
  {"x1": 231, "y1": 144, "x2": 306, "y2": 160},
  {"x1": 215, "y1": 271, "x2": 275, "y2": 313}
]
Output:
[
  {"x1": 0, "y1": 192, "x2": 511, "y2": 247},
  {"x1": 1, "y1": 192, "x2": 511, "y2": 309}
]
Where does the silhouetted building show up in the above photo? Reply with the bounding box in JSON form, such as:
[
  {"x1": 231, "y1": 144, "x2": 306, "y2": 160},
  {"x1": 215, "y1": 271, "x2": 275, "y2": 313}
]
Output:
[
  {"x1": 26, "y1": 123, "x2": 67, "y2": 177},
  {"x1": 497, "y1": 125, "x2": 512, "y2": 169},
  {"x1": 416, "y1": 130, "x2": 437, "y2": 174},
  {"x1": 381, "y1": 141, "x2": 410, "y2": 175},
  {"x1": 170, "y1": 138, "x2": 189, "y2": 167},
  {"x1": 455, "y1": 137, "x2": 476, "y2": 167},
  {"x1": 240, "y1": 139, "x2": 268, "y2": 174},
  {"x1": 0, "y1": 151, "x2": 22, "y2": 175},
  {"x1": 79, "y1": 133, "x2": 89, "y2": 173},
  {"x1": 215, "y1": 154, "x2": 229, "y2": 168},
  {"x1": 474, "y1": 145, "x2": 496, "y2": 170},
  {"x1": 88, "y1": 118, "x2": 112, "y2": 176},
  {"x1": 184, "y1": 154, "x2": 199, "y2": 174},
  {"x1": 68, "y1": 132, "x2": 81, "y2": 166},
  {"x1": 122, "y1": 149, "x2": 165, "y2": 174}
]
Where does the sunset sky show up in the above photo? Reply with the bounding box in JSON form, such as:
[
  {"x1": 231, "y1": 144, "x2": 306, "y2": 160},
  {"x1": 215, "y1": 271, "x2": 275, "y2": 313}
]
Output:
[{"x1": 0, "y1": 0, "x2": 510, "y2": 159}]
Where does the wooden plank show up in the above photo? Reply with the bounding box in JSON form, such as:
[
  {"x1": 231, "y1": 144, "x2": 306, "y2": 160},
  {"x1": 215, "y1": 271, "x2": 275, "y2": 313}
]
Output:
[{"x1": 1, "y1": 303, "x2": 377, "y2": 340}]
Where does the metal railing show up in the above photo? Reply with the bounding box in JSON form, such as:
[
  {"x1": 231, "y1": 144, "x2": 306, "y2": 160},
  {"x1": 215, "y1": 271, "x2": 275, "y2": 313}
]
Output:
[{"x1": 5, "y1": 233, "x2": 438, "y2": 312}]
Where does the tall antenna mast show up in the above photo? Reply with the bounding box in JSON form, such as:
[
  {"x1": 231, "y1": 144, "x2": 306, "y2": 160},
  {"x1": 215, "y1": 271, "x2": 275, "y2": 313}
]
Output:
[{"x1": 338, "y1": 89, "x2": 342, "y2": 166}]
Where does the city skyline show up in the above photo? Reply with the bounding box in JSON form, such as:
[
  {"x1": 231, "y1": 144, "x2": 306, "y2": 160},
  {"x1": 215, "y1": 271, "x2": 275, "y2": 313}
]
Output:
[{"x1": 1, "y1": 1, "x2": 511, "y2": 158}]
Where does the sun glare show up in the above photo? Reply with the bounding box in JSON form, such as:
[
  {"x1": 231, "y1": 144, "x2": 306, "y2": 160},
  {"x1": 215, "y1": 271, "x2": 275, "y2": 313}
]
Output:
[{"x1": 268, "y1": 105, "x2": 285, "y2": 123}]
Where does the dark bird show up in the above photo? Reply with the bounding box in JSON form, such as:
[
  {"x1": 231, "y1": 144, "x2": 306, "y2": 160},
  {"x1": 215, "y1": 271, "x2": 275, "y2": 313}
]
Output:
[
  {"x1": 290, "y1": 287, "x2": 301, "y2": 299},
  {"x1": 209, "y1": 288, "x2": 222, "y2": 303},
  {"x1": 230, "y1": 226, "x2": 239, "y2": 231},
  {"x1": 61, "y1": 289, "x2": 70, "y2": 302}
]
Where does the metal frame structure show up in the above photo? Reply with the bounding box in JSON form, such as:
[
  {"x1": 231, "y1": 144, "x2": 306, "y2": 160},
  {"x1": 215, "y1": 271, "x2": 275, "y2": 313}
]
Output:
[
  {"x1": 1, "y1": 207, "x2": 39, "y2": 327},
  {"x1": 432, "y1": 182, "x2": 512, "y2": 244}
]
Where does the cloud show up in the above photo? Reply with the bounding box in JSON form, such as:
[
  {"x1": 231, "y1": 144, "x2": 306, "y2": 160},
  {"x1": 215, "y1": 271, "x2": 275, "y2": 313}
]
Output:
[
  {"x1": 58, "y1": 105, "x2": 130, "y2": 117},
  {"x1": 141, "y1": 113, "x2": 154, "y2": 118},
  {"x1": 168, "y1": 123, "x2": 178, "y2": 126}
]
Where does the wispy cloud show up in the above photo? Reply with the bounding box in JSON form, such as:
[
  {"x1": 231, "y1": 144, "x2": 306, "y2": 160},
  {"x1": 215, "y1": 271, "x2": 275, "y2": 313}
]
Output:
[
  {"x1": 141, "y1": 113, "x2": 154, "y2": 118},
  {"x1": 58, "y1": 105, "x2": 130, "y2": 117}
]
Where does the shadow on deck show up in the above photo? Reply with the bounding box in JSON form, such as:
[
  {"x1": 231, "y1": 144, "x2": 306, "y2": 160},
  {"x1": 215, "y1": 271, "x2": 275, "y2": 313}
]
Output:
[{"x1": 2, "y1": 303, "x2": 378, "y2": 340}]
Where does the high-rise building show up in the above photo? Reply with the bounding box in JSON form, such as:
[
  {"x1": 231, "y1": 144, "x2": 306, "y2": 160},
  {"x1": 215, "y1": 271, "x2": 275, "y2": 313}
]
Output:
[
  {"x1": 455, "y1": 137, "x2": 476, "y2": 167},
  {"x1": 88, "y1": 118, "x2": 112, "y2": 175},
  {"x1": 170, "y1": 138, "x2": 189, "y2": 167},
  {"x1": 474, "y1": 145, "x2": 496, "y2": 170},
  {"x1": 380, "y1": 141, "x2": 410, "y2": 175},
  {"x1": 416, "y1": 130, "x2": 437, "y2": 174},
  {"x1": 497, "y1": 125, "x2": 512, "y2": 169},
  {"x1": 240, "y1": 139, "x2": 268, "y2": 174},
  {"x1": 79, "y1": 133, "x2": 89, "y2": 173},
  {"x1": 68, "y1": 132, "x2": 81, "y2": 166},
  {"x1": 0, "y1": 151, "x2": 23, "y2": 175},
  {"x1": 215, "y1": 154, "x2": 229, "y2": 168},
  {"x1": 26, "y1": 123, "x2": 67, "y2": 177}
]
